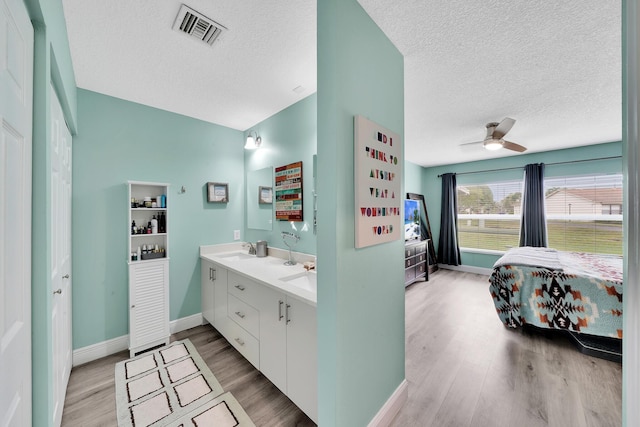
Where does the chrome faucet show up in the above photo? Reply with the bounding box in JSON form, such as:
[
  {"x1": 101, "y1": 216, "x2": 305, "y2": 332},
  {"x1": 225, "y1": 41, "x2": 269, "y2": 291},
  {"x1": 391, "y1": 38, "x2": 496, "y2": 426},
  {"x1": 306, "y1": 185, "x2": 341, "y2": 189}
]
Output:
[
  {"x1": 244, "y1": 242, "x2": 256, "y2": 255},
  {"x1": 281, "y1": 231, "x2": 300, "y2": 265}
]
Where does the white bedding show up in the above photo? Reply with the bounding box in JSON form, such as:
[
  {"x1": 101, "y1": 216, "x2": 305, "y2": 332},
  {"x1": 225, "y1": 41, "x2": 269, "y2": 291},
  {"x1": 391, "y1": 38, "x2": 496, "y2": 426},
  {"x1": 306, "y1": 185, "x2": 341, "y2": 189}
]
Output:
[{"x1": 493, "y1": 246, "x2": 563, "y2": 270}]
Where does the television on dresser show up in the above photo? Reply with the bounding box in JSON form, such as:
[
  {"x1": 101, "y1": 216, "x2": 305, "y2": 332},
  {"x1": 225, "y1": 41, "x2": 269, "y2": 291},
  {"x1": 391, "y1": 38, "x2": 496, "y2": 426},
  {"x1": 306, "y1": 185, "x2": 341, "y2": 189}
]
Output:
[{"x1": 404, "y1": 198, "x2": 422, "y2": 241}]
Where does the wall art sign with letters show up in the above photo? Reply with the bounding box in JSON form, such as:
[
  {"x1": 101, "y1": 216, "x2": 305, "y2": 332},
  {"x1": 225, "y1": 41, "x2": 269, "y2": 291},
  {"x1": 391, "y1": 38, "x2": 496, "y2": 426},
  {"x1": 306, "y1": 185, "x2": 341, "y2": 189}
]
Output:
[{"x1": 354, "y1": 115, "x2": 402, "y2": 248}]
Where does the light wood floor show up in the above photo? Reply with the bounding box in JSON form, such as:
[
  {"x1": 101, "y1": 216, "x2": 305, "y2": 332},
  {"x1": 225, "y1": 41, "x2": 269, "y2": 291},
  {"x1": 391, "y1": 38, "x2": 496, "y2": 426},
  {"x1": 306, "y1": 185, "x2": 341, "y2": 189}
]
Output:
[
  {"x1": 61, "y1": 269, "x2": 621, "y2": 426},
  {"x1": 391, "y1": 269, "x2": 622, "y2": 427},
  {"x1": 61, "y1": 325, "x2": 315, "y2": 426}
]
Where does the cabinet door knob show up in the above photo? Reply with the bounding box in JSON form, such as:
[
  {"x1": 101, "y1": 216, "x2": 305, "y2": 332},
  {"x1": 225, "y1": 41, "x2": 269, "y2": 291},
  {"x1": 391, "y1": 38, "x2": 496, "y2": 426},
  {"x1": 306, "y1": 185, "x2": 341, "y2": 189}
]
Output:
[
  {"x1": 53, "y1": 289, "x2": 62, "y2": 295},
  {"x1": 234, "y1": 337, "x2": 245, "y2": 346},
  {"x1": 62, "y1": 274, "x2": 70, "y2": 279},
  {"x1": 278, "y1": 300, "x2": 284, "y2": 321},
  {"x1": 234, "y1": 311, "x2": 245, "y2": 319},
  {"x1": 234, "y1": 284, "x2": 245, "y2": 291},
  {"x1": 286, "y1": 304, "x2": 291, "y2": 324}
]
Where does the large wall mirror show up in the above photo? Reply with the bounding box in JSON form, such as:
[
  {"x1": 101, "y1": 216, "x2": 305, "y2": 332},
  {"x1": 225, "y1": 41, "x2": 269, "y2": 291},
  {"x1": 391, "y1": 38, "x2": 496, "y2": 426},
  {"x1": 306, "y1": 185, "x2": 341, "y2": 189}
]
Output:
[{"x1": 247, "y1": 166, "x2": 273, "y2": 230}]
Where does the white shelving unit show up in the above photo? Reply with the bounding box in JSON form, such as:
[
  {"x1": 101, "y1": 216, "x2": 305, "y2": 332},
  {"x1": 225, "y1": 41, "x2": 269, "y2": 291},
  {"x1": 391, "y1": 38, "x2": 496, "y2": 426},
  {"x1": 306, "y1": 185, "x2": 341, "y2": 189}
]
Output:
[{"x1": 127, "y1": 181, "x2": 170, "y2": 356}]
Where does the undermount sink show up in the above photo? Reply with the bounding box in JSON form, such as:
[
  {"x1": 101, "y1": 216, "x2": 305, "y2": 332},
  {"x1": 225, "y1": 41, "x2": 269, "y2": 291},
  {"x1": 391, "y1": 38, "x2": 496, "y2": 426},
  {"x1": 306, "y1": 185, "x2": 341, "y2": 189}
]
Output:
[
  {"x1": 279, "y1": 271, "x2": 317, "y2": 292},
  {"x1": 216, "y1": 251, "x2": 255, "y2": 262}
]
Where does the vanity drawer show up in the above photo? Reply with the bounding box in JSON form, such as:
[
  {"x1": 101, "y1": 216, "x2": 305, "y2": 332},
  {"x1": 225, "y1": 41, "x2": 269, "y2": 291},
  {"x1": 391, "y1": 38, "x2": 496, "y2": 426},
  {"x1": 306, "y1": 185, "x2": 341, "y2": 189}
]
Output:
[
  {"x1": 226, "y1": 319, "x2": 259, "y2": 369},
  {"x1": 227, "y1": 294, "x2": 259, "y2": 338},
  {"x1": 228, "y1": 272, "x2": 261, "y2": 307}
]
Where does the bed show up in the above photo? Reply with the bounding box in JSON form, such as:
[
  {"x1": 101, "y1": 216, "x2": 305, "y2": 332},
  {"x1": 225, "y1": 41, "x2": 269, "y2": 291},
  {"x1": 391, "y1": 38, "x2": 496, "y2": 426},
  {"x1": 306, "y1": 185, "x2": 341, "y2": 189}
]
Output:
[{"x1": 489, "y1": 247, "x2": 623, "y2": 339}]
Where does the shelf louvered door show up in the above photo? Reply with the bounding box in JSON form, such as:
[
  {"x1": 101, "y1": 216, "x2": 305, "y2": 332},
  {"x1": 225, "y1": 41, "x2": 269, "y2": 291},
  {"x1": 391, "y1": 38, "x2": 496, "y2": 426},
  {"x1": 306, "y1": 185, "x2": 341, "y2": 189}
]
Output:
[{"x1": 129, "y1": 260, "x2": 169, "y2": 356}]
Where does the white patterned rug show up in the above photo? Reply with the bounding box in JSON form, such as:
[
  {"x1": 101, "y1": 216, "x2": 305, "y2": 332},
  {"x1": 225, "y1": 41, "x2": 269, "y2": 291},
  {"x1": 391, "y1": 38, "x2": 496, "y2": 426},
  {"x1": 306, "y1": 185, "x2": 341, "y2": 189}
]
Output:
[{"x1": 115, "y1": 339, "x2": 255, "y2": 426}]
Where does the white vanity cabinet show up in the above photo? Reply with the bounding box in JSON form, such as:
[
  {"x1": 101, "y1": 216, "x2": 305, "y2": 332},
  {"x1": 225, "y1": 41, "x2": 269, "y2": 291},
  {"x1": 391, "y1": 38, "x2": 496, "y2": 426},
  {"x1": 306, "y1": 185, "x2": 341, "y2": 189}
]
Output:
[
  {"x1": 257, "y1": 285, "x2": 318, "y2": 422},
  {"x1": 283, "y1": 296, "x2": 317, "y2": 422},
  {"x1": 201, "y1": 259, "x2": 215, "y2": 324},
  {"x1": 199, "y1": 251, "x2": 317, "y2": 423},
  {"x1": 201, "y1": 260, "x2": 228, "y2": 331}
]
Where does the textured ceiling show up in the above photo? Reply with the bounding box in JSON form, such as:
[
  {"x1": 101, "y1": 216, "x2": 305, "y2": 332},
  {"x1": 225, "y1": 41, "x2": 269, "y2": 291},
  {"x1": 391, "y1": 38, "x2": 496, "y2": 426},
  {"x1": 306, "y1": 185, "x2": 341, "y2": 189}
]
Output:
[
  {"x1": 61, "y1": 0, "x2": 317, "y2": 131},
  {"x1": 62, "y1": 1, "x2": 621, "y2": 167},
  {"x1": 358, "y1": 0, "x2": 622, "y2": 166}
]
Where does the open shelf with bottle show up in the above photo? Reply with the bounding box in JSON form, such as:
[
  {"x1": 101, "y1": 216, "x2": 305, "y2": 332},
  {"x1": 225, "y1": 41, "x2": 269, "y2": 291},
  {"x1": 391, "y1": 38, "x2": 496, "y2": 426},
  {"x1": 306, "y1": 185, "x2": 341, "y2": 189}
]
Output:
[{"x1": 128, "y1": 181, "x2": 169, "y2": 263}]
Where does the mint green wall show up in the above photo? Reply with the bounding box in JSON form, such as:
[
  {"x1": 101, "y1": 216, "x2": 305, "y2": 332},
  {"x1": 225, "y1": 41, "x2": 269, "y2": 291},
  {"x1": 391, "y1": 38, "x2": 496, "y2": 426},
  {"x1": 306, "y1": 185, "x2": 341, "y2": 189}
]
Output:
[
  {"x1": 405, "y1": 160, "x2": 424, "y2": 195},
  {"x1": 423, "y1": 141, "x2": 623, "y2": 269},
  {"x1": 317, "y1": 1, "x2": 405, "y2": 425},
  {"x1": 72, "y1": 89, "x2": 244, "y2": 349},
  {"x1": 25, "y1": 0, "x2": 78, "y2": 425},
  {"x1": 244, "y1": 93, "x2": 317, "y2": 255}
]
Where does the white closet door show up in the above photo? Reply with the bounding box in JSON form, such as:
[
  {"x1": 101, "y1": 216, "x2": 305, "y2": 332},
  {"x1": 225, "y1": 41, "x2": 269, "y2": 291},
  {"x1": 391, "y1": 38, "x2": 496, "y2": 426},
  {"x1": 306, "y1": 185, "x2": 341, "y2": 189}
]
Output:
[
  {"x1": 0, "y1": 0, "x2": 33, "y2": 425},
  {"x1": 50, "y1": 83, "x2": 72, "y2": 427}
]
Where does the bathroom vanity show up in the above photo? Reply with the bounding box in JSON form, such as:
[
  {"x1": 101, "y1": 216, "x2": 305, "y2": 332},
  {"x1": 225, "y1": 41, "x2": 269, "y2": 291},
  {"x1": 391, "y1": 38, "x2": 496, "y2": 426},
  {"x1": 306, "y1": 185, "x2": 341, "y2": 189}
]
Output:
[{"x1": 200, "y1": 244, "x2": 317, "y2": 423}]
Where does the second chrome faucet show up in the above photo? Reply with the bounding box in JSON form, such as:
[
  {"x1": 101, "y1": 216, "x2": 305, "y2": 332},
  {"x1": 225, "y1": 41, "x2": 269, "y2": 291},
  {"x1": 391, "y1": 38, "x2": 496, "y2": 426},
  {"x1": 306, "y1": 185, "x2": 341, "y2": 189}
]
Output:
[{"x1": 244, "y1": 242, "x2": 256, "y2": 255}]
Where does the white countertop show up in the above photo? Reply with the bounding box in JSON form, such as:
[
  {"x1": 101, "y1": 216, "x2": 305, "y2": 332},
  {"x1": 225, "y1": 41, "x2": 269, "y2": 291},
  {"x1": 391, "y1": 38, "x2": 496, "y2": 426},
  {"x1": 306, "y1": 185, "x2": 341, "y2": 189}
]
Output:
[{"x1": 200, "y1": 243, "x2": 317, "y2": 306}]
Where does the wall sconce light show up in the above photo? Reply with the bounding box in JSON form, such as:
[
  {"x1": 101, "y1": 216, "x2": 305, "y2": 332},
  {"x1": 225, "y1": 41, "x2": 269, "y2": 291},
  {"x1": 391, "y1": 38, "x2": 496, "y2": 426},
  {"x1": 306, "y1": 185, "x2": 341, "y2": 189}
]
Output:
[{"x1": 245, "y1": 130, "x2": 262, "y2": 149}]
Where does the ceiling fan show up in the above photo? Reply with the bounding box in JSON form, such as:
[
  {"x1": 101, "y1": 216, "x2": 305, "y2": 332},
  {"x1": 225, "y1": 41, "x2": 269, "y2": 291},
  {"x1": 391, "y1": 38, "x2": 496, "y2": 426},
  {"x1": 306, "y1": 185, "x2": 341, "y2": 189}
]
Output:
[{"x1": 462, "y1": 117, "x2": 527, "y2": 152}]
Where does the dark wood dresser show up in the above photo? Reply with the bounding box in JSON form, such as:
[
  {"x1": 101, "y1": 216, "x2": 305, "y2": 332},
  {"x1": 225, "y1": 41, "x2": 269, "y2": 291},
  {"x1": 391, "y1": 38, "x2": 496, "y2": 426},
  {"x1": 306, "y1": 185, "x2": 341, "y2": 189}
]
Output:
[{"x1": 405, "y1": 239, "x2": 429, "y2": 286}]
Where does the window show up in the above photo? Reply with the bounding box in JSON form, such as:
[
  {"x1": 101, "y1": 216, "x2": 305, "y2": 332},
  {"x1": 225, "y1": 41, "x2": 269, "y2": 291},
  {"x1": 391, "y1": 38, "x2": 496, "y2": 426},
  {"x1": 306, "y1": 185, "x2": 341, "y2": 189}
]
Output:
[
  {"x1": 457, "y1": 180, "x2": 523, "y2": 252},
  {"x1": 456, "y1": 172, "x2": 623, "y2": 256},
  {"x1": 544, "y1": 174, "x2": 623, "y2": 255}
]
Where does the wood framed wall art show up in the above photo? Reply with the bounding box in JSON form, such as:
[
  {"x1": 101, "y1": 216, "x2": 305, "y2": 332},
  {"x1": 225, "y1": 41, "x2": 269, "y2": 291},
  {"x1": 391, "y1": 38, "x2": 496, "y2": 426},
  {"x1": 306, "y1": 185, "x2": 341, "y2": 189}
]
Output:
[
  {"x1": 258, "y1": 186, "x2": 273, "y2": 204},
  {"x1": 275, "y1": 161, "x2": 303, "y2": 221},
  {"x1": 207, "y1": 182, "x2": 228, "y2": 203}
]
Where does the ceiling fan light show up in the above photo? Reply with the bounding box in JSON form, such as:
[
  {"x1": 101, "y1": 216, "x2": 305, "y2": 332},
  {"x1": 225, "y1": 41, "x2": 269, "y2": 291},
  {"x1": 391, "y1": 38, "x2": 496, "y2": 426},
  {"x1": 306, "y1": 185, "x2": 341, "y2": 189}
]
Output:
[{"x1": 484, "y1": 139, "x2": 503, "y2": 151}]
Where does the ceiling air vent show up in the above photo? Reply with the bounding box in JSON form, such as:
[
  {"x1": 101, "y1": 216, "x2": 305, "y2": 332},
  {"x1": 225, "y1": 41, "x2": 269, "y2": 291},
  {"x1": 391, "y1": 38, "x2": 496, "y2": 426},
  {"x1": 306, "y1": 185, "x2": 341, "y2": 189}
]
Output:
[{"x1": 173, "y1": 4, "x2": 227, "y2": 46}]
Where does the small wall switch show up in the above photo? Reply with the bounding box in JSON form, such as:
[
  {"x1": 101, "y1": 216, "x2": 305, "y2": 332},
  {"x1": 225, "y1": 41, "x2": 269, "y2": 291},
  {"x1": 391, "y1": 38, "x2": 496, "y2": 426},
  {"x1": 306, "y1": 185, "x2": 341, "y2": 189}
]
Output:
[{"x1": 233, "y1": 230, "x2": 240, "y2": 240}]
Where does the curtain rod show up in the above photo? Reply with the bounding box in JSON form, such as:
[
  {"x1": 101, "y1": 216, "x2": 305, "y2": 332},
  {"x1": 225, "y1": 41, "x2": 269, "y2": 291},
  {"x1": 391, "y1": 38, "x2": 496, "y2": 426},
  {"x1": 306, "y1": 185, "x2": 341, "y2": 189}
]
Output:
[{"x1": 437, "y1": 155, "x2": 622, "y2": 178}]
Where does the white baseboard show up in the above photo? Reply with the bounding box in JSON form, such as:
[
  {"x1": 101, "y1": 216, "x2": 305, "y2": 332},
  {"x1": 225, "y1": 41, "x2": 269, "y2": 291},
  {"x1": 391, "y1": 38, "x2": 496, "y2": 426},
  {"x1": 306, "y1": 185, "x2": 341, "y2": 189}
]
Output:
[
  {"x1": 72, "y1": 334, "x2": 129, "y2": 367},
  {"x1": 438, "y1": 263, "x2": 493, "y2": 276},
  {"x1": 367, "y1": 379, "x2": 408, "y2": 427},
  {"x1": 72, "y1": 313, "x2": 204, "y2": 367},
  {"x1": 170, "y1": 313, "x2": 204, "y2": 334}
]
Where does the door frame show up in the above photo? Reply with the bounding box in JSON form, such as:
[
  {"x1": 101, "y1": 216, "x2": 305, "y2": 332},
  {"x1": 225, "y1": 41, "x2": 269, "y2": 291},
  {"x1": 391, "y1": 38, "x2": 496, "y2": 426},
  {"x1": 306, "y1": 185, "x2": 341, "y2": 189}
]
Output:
[{"x1": 623, "y1": 2, "x2": 640, "y2": 426}]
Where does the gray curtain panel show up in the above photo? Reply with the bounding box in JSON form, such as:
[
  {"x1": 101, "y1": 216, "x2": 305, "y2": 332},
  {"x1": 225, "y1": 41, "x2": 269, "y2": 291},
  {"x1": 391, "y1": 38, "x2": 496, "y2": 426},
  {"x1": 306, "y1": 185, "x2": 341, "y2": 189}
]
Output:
[
  {"x1": 437, "y1": 173, "x2": 461, "y2": 265},
  {"x1": 519, "y1": 163, "x2": 547, "y2": 247}
]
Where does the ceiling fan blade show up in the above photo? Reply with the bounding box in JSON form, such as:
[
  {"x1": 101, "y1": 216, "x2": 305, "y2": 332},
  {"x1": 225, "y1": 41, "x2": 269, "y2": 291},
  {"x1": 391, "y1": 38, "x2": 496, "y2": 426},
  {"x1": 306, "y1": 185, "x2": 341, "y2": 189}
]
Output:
[
  {"x1": 459, "y1": 140, "x2": 484, "y2": 147},
  {"x1": 493, "y1": 117, "x2": 516, "y2": 139},
  {"x1": 502, "y1": 140, "x2": 527, "y2": 152}
]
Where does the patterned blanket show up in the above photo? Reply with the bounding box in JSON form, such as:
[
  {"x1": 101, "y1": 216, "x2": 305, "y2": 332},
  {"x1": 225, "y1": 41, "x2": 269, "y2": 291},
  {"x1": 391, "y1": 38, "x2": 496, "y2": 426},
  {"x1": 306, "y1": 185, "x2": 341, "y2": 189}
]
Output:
[{"x1": 489, "y1": 248, "x2": 623, "y2": 339}]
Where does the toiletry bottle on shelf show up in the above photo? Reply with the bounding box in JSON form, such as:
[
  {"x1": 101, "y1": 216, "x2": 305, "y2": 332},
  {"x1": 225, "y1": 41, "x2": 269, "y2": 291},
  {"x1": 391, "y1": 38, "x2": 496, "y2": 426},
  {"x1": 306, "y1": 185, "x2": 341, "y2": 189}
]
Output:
[
  {"x1": 158, "y1": 212, "x2": 165, "y2": 233},
  {"x1": 151, "y1": 215, "x2": 158, "y2": 234},
  {"x1": 131, "y1": 220, "x2": 136, "y2": 235}
]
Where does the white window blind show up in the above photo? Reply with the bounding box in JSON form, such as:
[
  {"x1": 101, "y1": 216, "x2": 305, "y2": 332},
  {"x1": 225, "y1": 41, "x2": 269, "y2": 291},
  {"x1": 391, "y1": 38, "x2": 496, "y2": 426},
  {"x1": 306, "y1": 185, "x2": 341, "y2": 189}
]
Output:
[
  {"x1": 457, "y1": 180, "x2": 523, "y2": 252},
  {"x1": 544, "y1": 174, "x2": 623, "y2": 255}
]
